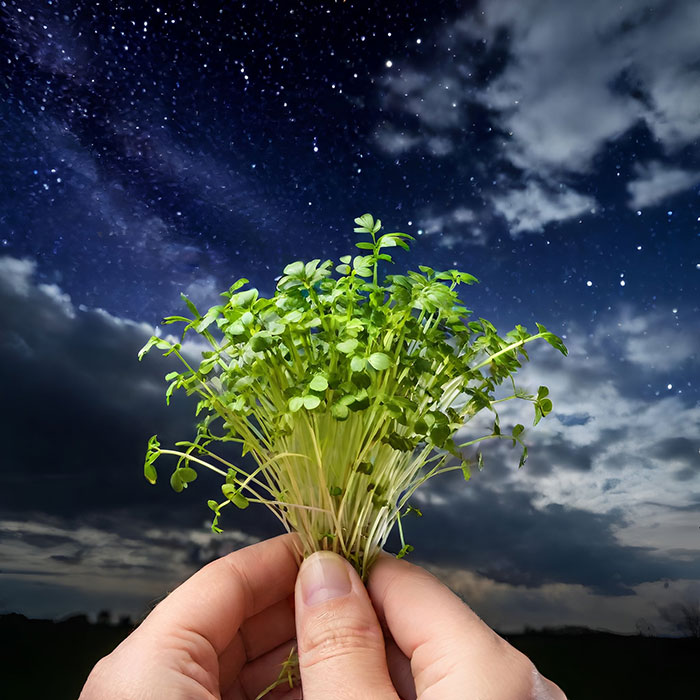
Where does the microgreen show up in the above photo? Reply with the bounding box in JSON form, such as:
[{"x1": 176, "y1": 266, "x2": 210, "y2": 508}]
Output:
[{"x1": 139, "y1": 214, "x2": 567, "y2": 580}]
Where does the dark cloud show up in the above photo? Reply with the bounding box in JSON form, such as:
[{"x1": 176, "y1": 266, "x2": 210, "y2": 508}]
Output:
[
  {"x1": 2, "y1": 254, "x2": 699, "y2": 624},
  {"x1": 650, "y1": 437, "x2": 700, "y2": 480},
  {"x1": 0, "y1": 257, "x2": 279, "y2": 540},
  {"x1": 405, "y1": 475, "x2": 700, "y2": 596},
  {"x1": 602, "y1": 478, "x2": 621, "y2": 493},
  {"x1": 529, "y1": 440, "x2": 594, "y2": 475}
]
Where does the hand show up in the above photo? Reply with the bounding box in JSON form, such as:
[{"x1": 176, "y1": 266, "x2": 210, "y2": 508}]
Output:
[
  {"x1": 80, "y1": 533, "x2": 302, "y2": 700},
  {"x1": 80, "y1": 534, "x2": 567, "y2": 699},
  {"x1": 295, "y1": 550, "x2": 568, "y2": 699}
]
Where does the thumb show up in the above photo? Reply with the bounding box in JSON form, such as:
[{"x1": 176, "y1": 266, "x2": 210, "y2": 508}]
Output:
[{"x1": 294, "y1": 551, "x2": 400, "y2": 699}]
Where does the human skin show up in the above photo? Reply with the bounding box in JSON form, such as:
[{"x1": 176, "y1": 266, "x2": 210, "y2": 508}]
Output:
[{"x1": 80, "y1": 533, "x2": 566, "y2": 699}]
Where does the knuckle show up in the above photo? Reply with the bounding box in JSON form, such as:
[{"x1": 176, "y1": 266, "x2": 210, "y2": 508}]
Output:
[
  {"x1": 299, "y1": 613, "x2": 383, "y2": 669},
  {"x1": 498, "y1": 640, "x2": 566, "y2": 700}
]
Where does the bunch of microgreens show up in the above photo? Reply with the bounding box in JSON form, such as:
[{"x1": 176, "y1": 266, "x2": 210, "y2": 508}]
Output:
[{"x1": 139, "y1": 214, "x2": 567, "y2": 582}]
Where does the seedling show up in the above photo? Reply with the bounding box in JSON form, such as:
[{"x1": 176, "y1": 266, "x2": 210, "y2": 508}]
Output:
[{"x1": 139, "y1": 214, "x2": 567, "y2": 581}]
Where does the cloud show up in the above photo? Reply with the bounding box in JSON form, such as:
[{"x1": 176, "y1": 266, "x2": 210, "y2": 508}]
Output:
[
  {"x1": 0, "y1": 256, "x2": 289, "y2": 619},
  {"x1": 490, "y1": 181, "x2": 596, "y2": 234},
  {"x1": 421, "y1": 305, "x2": 700, "y2": 597},
  {"x1": 596, "y1": 306, "x2": 699, "y2": 373},
  {"x1": 379, "y1": 70, "x2": 463, "y2": 130},
  {"x1": 626, "y1": 161, "x2": 700, "y2": 210},
  {"x1": 0, "y1": 515, "x2": 259, "y2": 620},
  {"x1": 0, "y1": 255, "x2": 277, "y2": 529},
  {"x1": 374, "y1": 0, "x2": 700, "y2": 236},
  {"x1": 464, "y1": 0, "x2": 700, "y2": 171},
  {"x1": 373, "y1": 124, "x2": 430, "y2": 156},
  {"x1": 2, "y1": 258, "x2": 699, "y2": 631},
  {"x1": 420, "y1": 562, "x2": 700, "y2": 636},
  {"x1": 415, "y1": 206, "x2": 487, "y2": 246}
]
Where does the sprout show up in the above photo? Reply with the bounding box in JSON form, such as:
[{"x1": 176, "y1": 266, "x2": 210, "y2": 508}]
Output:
[{"x1": 139, "y1": 213, "x2": 567, "y2": 580}]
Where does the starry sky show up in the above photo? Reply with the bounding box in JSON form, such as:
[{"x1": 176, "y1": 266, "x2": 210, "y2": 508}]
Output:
[{"x1": 1, "y1": 0, "x2": 699, "y2": 635}]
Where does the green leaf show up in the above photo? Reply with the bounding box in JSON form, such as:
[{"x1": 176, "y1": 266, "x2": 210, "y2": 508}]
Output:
[
  {"x1": 289, "y1": 396, "x2": 304, "y2": 412},
  {"x1": 233, "y1": 288, "x2": 258, "y2": 307},
  {"x1": 283, "y1": 261, "x2": 305, "y2": 277},
  {"x1": 396, "y1": 544, "x2": 414, "y2": 559},
  {"x1": 337, "y1": 338, "x2": 359, "y2": 354},
  {"x1": 348, "y1": 389, "x2": 370, "y2": 411},
  {"x1": 355, "y1": 241, "x2": 375, "y2": 250},
  {"x1": 222, "y1": 278, "x2": 249, "y2": 297},
  {"x1": 350, "y1": 355, "x2": 366, "y2": 373},
  {"x1": 430, "y1": 424, "x2": 451, "y2": 446},
  {"x1": 250, "y1": 333, "x2": 273, "y2": 352},
  {"x1": 357, "y1": 461, "x2": 374, "y2": 475},
  {"x1": 303, "y1": 394, "x2": 321, "y2": 410},
  {"x1": 383, "y1": 432, "x2": 417, "y2": 452},
  {"x1": 309, "y1": 374, "x2": 328, "y2": 391},
  {"x1": 181, "y1": 293, "x2": 201, "y2": 318},
  {"x1": 170, "y1": 471, "x2": 184, "y2": 493},
  {"x1": 519, "y1": 444, "x2": 529, "y2": 468},
  {"x1": 329, "y1": 486, "x2": 343, "y2": 496},
  {"x1": 144, "y1": 435, "x2": 160, "y2": 483},
  {"x1": 331, "y1": 402, "x2": 350, "y2": 420},
  {"x1": 513, "y1": 424, "x2": 525, "y2": 438},
  {"x1": 305, "y1": 259, "x2": 320, "y2": 277},
  {"x1": 144, "y1": 461, "x2": 157, "y2": 484},
  {"x1": 179, "y1": 467, "x2": 197, "y2": 483},
  {"x1": 461, "y1": 461, "x2": 471, "y2": 482},
  {"x1": 137, "y1": 335, "x2": 172, "y2": 360},
  {"x1": 222, "y1": 484, "x2": 249, "y2": 508},
  {"x1": 354, "y1": 213, "x2": 375, "y2": 231},
  {"x1": 351, "y1": 371, "x2": 371, "y2": 389},
  {"x1": 368, "y1": 352, "x2": 392, "y2": 370}
]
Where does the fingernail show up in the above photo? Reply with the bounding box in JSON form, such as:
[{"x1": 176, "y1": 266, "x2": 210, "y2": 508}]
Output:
[{"x1": 300, "y1": 551, "x2": 352, "y2": 606}]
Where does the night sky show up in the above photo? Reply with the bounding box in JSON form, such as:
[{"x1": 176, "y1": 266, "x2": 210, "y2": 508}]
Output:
[{"x1": 1, "y1": 0, "x2": 699, "y2": 636}]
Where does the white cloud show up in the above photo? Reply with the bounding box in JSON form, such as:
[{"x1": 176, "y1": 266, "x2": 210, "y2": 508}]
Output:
[
  {"x1": 0, "y1": 517, "x2": 259, "y2": 619},
  {"x1": 490, "y1": 181, "x2": 596, "y2": 234},
  {"x1": 426, "y1": 136, "x2": 454, "y2": 157},
  {"x1": 423, "y1": 563, "x2": 700, "y2": 635},
  {"x1": 491, "y1": 310, "x2": 700, "y2": 536},
  {"x1": 626, "y1": 161, "x2": 700, "y2": 210},
  {"x1": 0, "y1": 257, "x2": 36, "y2": 296},
  {"x1": 597, "y1": 306, "x2": 699, "y2": 372},
  {"x1": 374, "y1": 125, "x2": 422, "y2": 155},
  {"x1": 416, "y1": 206, "x2": 486, "y2": 246},
  {"x1": 463, "y1": 0, "x2": 700, "y2": 173},
  {"x1": 380, "y1": 70, "x2": 463, "y2": 130},
  {"x1": 2, "y1": 258, "x2": 698, "y2": 632},
  {"x1": 375, "y1": 0, "x2": 700, "y2": 236}
]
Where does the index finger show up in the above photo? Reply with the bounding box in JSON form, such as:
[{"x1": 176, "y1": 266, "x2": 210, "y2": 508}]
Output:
[
  {"x1": 367, "y1": 552, "x2": 493, "y2": 658},
  {"x1": 143, "y1": 533, "x2": 302, "y2": 655}
]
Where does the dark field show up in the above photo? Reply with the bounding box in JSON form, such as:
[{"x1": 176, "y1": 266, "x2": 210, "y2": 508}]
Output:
[{"x1": 2, "y1": 614, "x2": 697, "y2": 699}]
